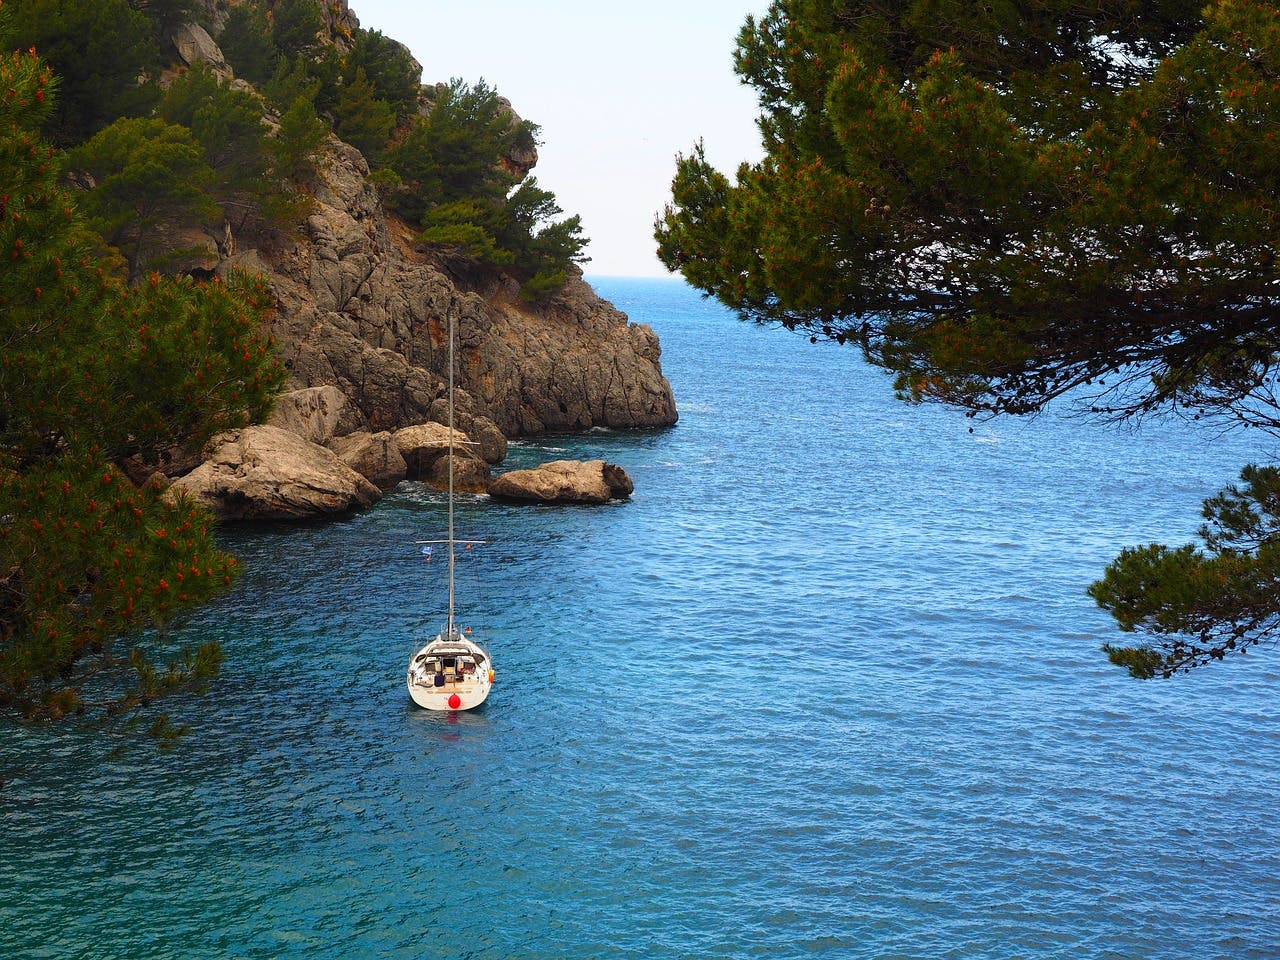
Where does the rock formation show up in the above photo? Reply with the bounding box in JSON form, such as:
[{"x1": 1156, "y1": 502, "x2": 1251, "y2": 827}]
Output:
[
  {"x1": 393, "y1": 422, "x2": 472, "y2": 479},
  {"x1": 489, "y1": 460, "x2": 634, "y2": 505},
  {"x1": 244, "y1": 138, "x2": 676, "y2": 440},
  {"x1": 329, "y1": 431, "x2": 406, "y2": 492},
  {"x1": 426, "y1": 451, "x2": 490, "y2": 495},
  {"x1": 267, "y1": 385, "x2": 366, "y2": 446},
  {"x1": 157, "y1": 1, "x2": 672, "y2": 518},
  {"x1": 167, "y1": 426, "x2": 381, "y2": 520}
]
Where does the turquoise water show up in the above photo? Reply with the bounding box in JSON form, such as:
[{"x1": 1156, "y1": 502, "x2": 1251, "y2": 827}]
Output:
[{"x1": 4, "y1": 277, "x2": 1280, "y2": 959}]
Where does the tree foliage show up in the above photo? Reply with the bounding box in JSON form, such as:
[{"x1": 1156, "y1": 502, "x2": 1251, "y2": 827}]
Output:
[
  {"x1": 499, "y1": 178, "x2": 588, "y2": 302},
  {"x1": 6, "y1": 0, "x2": 159, "y2": 145},
  {"x1": 345, "y1": 27, "x2": 420, "y2": 119},
  {"x1": 390, "y1": 79, "x2": 587, "y2": 299},
  {"x1": 658, "y1": 0, "x2": 1280, "y2": 427},
  {"x1": 0, "y1": 47, "x2": 284, "y2": 725},
  {"x1": 161, "y1": 64, "x2": 271, "y2": 201},
  {"x1": 1091, "y1": 466, "x2": 1280, "y2": 677},
  {"x1": 333, "y1": 67, "x2": 396, "y2": 161},
  {"x1": 270, "y1": 0, "x2": 323, "y2": 59},
  {"x1": 389, "y1": 80, "x2": 522, "y2": 223},
  {"x1": 272, "y1": 94, "x2": 328, "y2": 184},
  {"x1": 218, "y1": 1, "x2": 279, "y2": 87},
  {"x1": 128, "y1": 0, "x2": 203, "y2": 43},
  {"x1": 657, "y1": 0, "x2": 1280, "y2": 675},
  {"x1": 69, "y1": 117, "x2": 218, "y2": 281}
]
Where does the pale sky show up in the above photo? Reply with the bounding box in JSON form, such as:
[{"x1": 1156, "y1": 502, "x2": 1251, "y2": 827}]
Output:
[{"x1": 347, "y1": 1, "x2": 771, "y2": 277}]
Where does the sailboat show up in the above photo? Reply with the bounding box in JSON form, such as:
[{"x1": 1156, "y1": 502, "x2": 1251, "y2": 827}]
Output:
[{"x1": 405, "y1": 312, "x2": 494, "y2": 711}]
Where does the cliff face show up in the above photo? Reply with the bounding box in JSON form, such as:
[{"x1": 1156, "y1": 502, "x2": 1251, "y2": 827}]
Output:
[
  {"x1": 249, "y1": 140, "x2": 676, "y2": 439},
  {"x1": 188, "y1": 1, "x2": 676, "y2": 441}
]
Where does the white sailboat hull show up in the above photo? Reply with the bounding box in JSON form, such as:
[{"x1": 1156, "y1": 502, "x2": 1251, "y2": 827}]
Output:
[{"x1": 406, "y1": 636, "x2": 493, "y2": 711}]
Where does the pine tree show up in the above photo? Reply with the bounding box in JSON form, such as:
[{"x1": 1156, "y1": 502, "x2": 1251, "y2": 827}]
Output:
[
  {"x1": 68, "y1": 117, "x2": 219, "y2": 281},
  {"x1": 345, "y1": 27, "x2": 421, "y2": 119},
  {"x1": 271, "y1": 0, "x2": 323, "y2": 59},
  {"x1": 272, "y1": 95, "x2": 328, "y2": 184},
  {"x1": 6, "y1": 0, "x2": 159, "y2": 145},
  {"x1": 333, "y1": 67, "x2": 396, "y2": 162},
  {"x1": 0, "y1": 47, "x2": 284, "y2": 726},
  {"x1": 217, "y1": 0, "x2": 279, "y2": 87},
  {"x1": 656, "y1": 0, "x2": 1280, "y2": 676},
  {"x1": 389, "y1": 79, "x2": 587, "y2": 296}
]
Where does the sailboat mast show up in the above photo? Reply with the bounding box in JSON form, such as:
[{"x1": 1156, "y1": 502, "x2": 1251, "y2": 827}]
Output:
[{"x1": 446, "y1": 310, "x2": 456, "y2": 640}]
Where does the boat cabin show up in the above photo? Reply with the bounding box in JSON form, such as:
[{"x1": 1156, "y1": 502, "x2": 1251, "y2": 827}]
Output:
[{"x1": 413, "y1": 646, "x2": 486, "y2": 687}]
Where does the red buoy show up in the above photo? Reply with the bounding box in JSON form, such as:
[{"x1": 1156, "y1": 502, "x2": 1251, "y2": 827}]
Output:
[{"x1": 448, "y1": 693, "x2": 461, "y2": 709}]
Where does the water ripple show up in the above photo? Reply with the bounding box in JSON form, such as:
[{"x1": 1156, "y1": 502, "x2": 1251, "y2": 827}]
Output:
[{"x1": 3, "y1": 279, "x2": 1279, "y2": 959}]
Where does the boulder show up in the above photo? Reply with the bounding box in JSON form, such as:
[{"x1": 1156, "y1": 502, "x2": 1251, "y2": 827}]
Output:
[
  {"x1": 425, "y1": 451, "x2": 490, "y2": 495},
  {"x1": 393, "y1": 422, "x2": 476, "y2": 479},
  {"x1": 470, "y1": 415, "x2": 508, "y2": 465},
  {"x1": 167, "y1": 425, "x2": 380, "y2": 520},
  {"x1": 330, "y1": 430, "x2": 407, "y2": 492},
  {"x1": 488, "y1": 460, "x2": 633, "y2": 505},
  {"x1": 169, "y1": 23, "x2": 231, "y2": 77},
  {"x1": 267, "y1": 385, "x2": 364, "y2": 445}
]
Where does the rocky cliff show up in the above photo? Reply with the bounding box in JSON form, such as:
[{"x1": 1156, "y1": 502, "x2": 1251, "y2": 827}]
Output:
[
  {"x1": 181, "y1": 0, "x2": 676, "y2": 444},
  {"x1": 251, "y1": 138, "x2": 677, "y2": 440}
]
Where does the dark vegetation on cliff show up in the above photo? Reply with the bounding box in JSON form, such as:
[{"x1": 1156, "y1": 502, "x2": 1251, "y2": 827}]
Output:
[{"x1": 10, "y1": 0, "x2": 586, "y2": 299}]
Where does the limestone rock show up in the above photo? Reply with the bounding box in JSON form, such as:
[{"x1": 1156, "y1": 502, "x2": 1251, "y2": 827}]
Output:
[
  {"x1": 330, "y1": 430, "x2": 407, "y2": 491},
  {"x1": 152, "y1": 226, "x2": 219, "y2": 276},
  {"x1": 257, "y1": 142, "x2": 676, "y2": 439},
  {"x1": 425, "y1": 451, "x2": 490, "y2": 495},
  {"x1": 169, "y1": 22, "x2": 231, "y2": 77},
  {"x1": 470, "y1": 416, "x2": 508, "y2": 465},
  {"x1": 393, "y1": 422, "x2": 474, "y2": 479},
  {"x1": 144, "y1": 11, "x2": 678, "y2": 466},
  {"x1": 267, "y1": 385, "x2": 365, "y2": 445},
  {"x1": 168, "y1": 425, "x2": 380, "y2": 520},
  {"x1": 489, "y1": 460, "x2": 633, "y2": 505}
]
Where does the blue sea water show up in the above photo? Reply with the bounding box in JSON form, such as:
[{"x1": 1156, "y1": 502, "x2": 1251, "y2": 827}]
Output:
[{"x1": 3, "y1": 277, "x2": 1280, "y2": 959}]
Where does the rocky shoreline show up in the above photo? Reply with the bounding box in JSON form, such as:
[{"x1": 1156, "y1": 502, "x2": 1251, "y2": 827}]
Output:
[{"x1": 148, "y1": 0, "x2": 676, "y2": 520}]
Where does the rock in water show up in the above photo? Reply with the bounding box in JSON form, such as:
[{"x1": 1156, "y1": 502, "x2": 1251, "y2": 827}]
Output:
[
  {"x1": 330, "y1": 431, "x2": 407, "y2": 492},
  {"x1": 426, "y1": 451, "x2": 490, "y2": 495},
  {"x1": 469, "y1": 415, "x2": 508, "y2": 465},
  {"x1": 488, "y1": 460, "x2": 633, "y2": 505},
  {"x1": 393, "y1": 422, "x2": 475, "y2": 480},
  {"x1": 167, "y1": 426, "x2": 381, "y2": 520}
]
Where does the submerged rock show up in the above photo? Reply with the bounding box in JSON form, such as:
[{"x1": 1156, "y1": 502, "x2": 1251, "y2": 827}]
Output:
[
  {"x1": 488, "y1": 460, "x2": 633, "y2": 505},
  {"x1": 168, "y1": 425, "x2": 380, "y2": 520}
]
